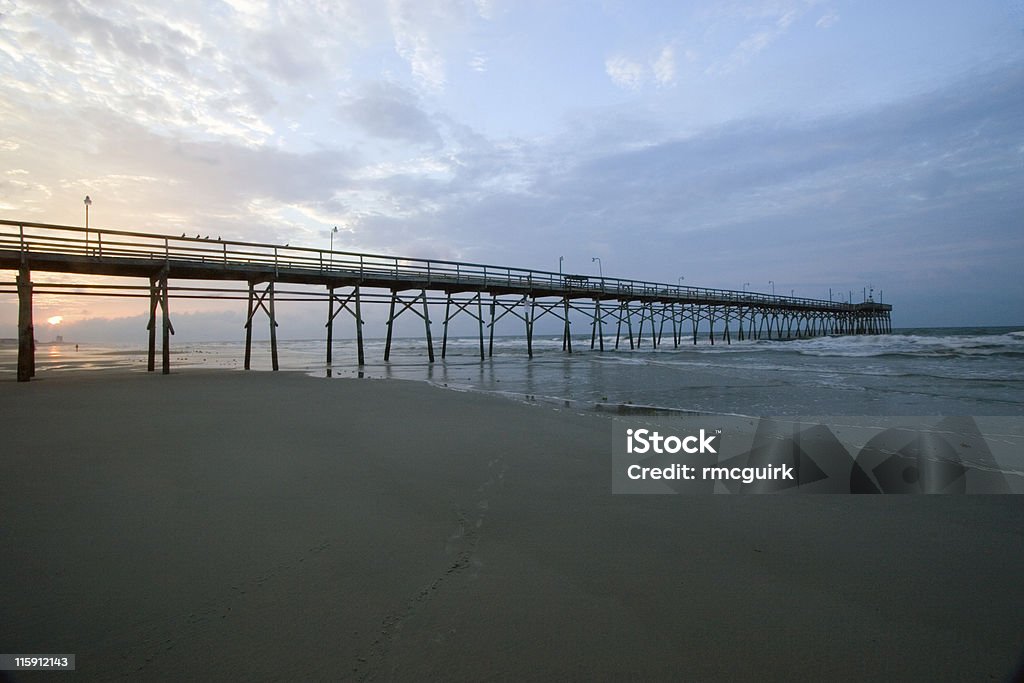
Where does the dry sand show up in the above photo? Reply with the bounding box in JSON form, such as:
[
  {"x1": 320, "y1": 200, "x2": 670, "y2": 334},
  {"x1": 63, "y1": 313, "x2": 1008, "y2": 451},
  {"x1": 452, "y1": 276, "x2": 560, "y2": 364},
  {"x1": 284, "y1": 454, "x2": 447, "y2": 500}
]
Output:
[{"x1": 1, "y1": 370, "x2": 1022, "y2": 681}]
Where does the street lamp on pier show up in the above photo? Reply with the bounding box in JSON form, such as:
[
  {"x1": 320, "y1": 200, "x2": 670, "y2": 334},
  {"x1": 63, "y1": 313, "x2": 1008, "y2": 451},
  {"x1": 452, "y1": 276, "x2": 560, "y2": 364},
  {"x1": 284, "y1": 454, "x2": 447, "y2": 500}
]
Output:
[
  {"x1": 84, "y1": 195, "x2": 92, "y2": 252},
  {"x1": 330, "y1": 225, "x2": 338, "y2": 266},
  {"x1": 559, "y1": 255, "x2": 564, "y2": 274},
  {"x1": 769, "y1": 280, "x2": 775, "y2": 296},
  {"x1": 742, "y1": 282, "x2": 750, "y2": 293},
  {"x1": 591, "y1": 256, "x2": 603, "y2": 278}
]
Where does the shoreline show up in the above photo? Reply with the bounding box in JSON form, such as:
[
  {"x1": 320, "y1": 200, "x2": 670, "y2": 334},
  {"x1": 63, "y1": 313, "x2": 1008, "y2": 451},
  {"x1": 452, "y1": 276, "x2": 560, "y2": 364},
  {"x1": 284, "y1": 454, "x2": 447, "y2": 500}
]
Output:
[
  {"x1": 2, "y1": 370, "x2": 1023, "y2": 680},
  {"x1": 4, "y1": 326, "x2": 1024, "y2": 420}
]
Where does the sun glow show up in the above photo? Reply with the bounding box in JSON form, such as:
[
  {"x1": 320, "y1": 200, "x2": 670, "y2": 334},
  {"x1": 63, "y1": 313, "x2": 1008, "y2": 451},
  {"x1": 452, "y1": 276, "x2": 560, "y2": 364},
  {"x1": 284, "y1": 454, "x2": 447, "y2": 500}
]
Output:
[{"x1": 47, "y1": 315, "x2": 63, "y2": 325}]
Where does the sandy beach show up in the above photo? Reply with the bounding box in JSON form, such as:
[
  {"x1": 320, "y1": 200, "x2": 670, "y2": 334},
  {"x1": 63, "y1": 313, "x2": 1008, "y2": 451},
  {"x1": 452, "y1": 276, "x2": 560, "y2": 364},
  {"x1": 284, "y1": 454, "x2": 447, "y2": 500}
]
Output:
[{"x1": 2, "y1": 370, "x2": 1022, "y2": 681}]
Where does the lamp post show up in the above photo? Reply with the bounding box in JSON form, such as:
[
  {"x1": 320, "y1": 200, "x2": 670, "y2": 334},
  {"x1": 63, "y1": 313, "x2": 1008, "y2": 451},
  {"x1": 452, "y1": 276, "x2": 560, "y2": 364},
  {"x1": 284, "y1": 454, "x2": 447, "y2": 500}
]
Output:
[
  {"x1": 559, "y1": 255, "x2": 564, "y2": 274},
  {"x1": 84, "y1": 195, "x2": 92, "y2": 253},
  {"x1": 769, "y1": 280, "x2": 775, "y2": 296},
  {"x1": 330, "y1": 225, "x2": 338, "y2": 266},
  {"x1": 591, "y1": 257, "x2": 603, "y2": 278},
  {"x1": 743, "y1": 282, "x2": 750, "y2": 293}
]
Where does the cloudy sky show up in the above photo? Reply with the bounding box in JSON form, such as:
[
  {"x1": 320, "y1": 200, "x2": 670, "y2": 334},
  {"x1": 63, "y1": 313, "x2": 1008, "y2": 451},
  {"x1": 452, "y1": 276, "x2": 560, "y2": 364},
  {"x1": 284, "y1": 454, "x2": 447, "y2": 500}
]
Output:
[{"x1": 1, "y1": 0, "x2": 1022, "y2": 339}]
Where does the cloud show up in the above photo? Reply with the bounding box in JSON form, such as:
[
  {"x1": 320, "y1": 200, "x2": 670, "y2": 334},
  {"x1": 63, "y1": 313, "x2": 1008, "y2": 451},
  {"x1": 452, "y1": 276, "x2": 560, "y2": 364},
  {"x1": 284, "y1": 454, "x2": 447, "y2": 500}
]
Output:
[
  {"x1": 705, "y1": 1, "x2": 819, "y2": 76},
  {"x1": 342, "y1": 82, "x2": 443, "y2": 147},
  {"x1": 385, "y1": 0, "x2": 493, "y2": 90},
  {"x1": 653, "y1": 46, "x2": 676, "y2": 86},
  {"x1": 606, "y1": 45, "x2": 677, "y2": 90},
  {"x1": 605, "y1": 55, "x2": 646, "y2": 90},
  {"x1": 468, "y1": 51, "x2": 488, "y2": 72},
  {"x1": 816, "y1": 11, "x2": 840, "y2": 29},
  {"x1": 355, "y1": 64, "x2": 1024, "y2": 318}
]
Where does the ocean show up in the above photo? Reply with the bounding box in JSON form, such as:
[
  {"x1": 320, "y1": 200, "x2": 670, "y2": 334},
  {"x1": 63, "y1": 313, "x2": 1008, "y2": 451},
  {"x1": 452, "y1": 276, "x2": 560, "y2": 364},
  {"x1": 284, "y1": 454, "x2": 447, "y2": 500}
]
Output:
[{"x1": 5, "y1": 326, "x2": 1022, "y2": 417}]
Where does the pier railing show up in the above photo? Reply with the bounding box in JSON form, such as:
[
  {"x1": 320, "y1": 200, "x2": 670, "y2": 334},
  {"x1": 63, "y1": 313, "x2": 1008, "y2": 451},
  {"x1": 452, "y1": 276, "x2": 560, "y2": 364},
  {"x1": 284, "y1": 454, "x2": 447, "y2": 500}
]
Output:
[{"x1": 0, "y1": 219, "x2": 876, "y2": 312}]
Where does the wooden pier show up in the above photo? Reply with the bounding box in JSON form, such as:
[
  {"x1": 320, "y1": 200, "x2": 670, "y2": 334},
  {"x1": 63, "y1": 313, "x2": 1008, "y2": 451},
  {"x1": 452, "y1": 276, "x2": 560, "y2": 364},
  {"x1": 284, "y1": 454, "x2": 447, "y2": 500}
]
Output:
[{"x1": 0, "y1": 219, "x2": 892, "y2": 381}]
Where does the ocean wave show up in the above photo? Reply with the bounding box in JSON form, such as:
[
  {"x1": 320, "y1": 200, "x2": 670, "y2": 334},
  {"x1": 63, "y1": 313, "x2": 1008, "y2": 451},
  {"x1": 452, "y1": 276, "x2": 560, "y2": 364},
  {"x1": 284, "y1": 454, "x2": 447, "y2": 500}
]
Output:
[{"x1": 780, "y1": 332, "x2": 1024, "y2": 359}]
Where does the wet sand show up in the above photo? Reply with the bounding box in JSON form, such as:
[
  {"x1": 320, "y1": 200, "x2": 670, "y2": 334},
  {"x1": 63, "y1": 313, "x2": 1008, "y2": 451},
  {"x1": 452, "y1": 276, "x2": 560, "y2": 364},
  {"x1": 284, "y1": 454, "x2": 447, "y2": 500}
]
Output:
[{"x1": 1, "y1": 370, "x2": 1022, "y2": 681}]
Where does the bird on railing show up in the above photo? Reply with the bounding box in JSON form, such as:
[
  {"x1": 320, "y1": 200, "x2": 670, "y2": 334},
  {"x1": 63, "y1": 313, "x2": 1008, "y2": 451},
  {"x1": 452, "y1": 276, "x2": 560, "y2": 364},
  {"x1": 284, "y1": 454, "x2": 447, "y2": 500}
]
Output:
[
  {"x1": 180, "y1": 233, "x2": 185, "y2": 237},
  {"x1": 195, "y1": 234, "x2": 200, "y2": 239}
]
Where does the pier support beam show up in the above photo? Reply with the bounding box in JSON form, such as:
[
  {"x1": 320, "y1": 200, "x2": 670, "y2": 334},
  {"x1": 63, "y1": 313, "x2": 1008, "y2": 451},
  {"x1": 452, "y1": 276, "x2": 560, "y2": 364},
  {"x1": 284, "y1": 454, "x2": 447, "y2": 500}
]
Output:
[
  {"x1": 244, "y1": 280, "x2": 278, "y2": 371},
  {"x1": 16, "y1": 266, "x2": 34, "y2": 382},
  {"x1": 562, "y1": 297, "x2": 572, "y2": 354},
  {"x1": 325, "y1": 285, "x2": 365, "y2": 367},
  {"x1": 146, "y1": 272, "x2": 174, "y2": 374},
  {"x1": 441, "y1": 292, "x2": 486, "y2": 360},
  {"x1": 526, "y1": 297, "x2": 534, "y2": 358},
  {"x1": 384, "y1": 289, "x2": 434, "y2": 362},
  {"x1": 636, "y1": 303, "x2": 652, "y2": 348},
  {"x1": 614, "y1": 302, "x2": 635, "y2": 350},
  {"x1": 591, "y1": 299, "x2": 603, "y2": 350},
  {"x1": 485, "y1": 295, "x2": 529, "y2": 357},
  {"x1": 529, "y1": 298, "x2": 573, "y2": 355}
]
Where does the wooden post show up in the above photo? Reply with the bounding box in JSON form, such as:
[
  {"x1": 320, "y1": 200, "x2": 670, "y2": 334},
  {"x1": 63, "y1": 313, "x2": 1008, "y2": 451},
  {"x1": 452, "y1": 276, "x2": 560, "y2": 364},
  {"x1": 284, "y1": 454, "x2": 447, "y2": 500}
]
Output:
[
  {"x1": 355, "y1": 286, "x2": 364, "y2": 366},
  {"x1": 636, "y1": 304, "x2": 645, "y2": 348},
  {"x1": 657, "y1": 305, "x2": 666, "y2": 348},
  {"x1": 526, "y1": 297, "x2": 534, "y2": 358},
  {"x1": 626, "y1": 303, "x2": 634, "y2": 349},
  {"x1": 269, "y1": 281, "x2": 278, "y2": 371},
  {"x1": 591, "y1": 299, "x2": 604, "y2": 351},
  {"x1": 488, "y1": 297, "x2": 496, "y2": 358},
  {"x1": 384, "y1": 291, "x2": 397, "y2": 361},
  {"x1": 672, "y1": 304, "x2": 680, "y2": 348},
  {"x1": 562, "y1": 296, "x2": 572, "y2": 354},
  {"x1": 477, "y1": 293, "x2": 485, "y2": 361},
  {"x1": 421, "y1": 290, "x2": 434, "y2": 363},
  {"x1": 326, "y1": 286, "x2": 335, "y2": 365},
  {"x1": 441, "y1": 294, "x2": 452, "y2": 359},
  {"x1": 16, "y1": 266, "x2": 34, "y2": 382},
  {"x1": 244, "y1": 281, "x2": 254, "y2": 370},
  {"x1": 160, "y1": 275, "x2": 171, "y2": 374},
  {"x1": 650, "y1": 304, "x2": 659, "y2": 348},
  {"x1": 615, "y1": 302, "x2": 625, "y2": 350},
  {"x1": 147, "y1": 277, "x2": 157, "y2": 372}
]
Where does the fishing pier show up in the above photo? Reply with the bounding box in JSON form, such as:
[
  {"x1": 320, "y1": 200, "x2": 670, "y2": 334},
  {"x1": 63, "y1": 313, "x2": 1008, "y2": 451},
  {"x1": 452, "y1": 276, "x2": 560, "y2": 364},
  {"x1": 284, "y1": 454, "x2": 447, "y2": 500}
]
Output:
[{"x1": 1, "y1": 219, "x2": 892, "y2": 381}]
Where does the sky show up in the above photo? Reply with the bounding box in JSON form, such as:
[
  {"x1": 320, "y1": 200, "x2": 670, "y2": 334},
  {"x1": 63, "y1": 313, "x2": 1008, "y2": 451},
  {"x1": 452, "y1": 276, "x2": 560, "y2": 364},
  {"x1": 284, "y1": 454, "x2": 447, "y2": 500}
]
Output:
[{"x1": 1, "y1": 0, "x2": 1023, "y2": 341}]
